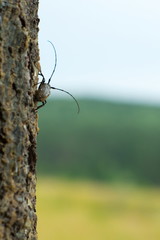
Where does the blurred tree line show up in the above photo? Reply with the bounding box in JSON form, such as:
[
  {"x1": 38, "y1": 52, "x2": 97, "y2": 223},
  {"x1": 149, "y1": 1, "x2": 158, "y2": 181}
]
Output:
[{"x1": 37, "y1": 99, "x2": 160, "y2": 185}]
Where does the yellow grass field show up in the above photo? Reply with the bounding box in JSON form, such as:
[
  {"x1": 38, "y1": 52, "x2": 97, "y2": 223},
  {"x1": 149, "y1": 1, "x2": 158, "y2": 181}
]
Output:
[{"x1": 37, "y1": 178, "x2": 160, "y2": 240}]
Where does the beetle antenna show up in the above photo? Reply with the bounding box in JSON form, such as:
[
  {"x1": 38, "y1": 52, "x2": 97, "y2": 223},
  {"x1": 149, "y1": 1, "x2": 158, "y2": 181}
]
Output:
[
  {"x1": 48, "y1": 41, "x2": 57, "y2": 84},
  {"x1": 50, "y1": 87, "x2": 80, "y2": 113}
]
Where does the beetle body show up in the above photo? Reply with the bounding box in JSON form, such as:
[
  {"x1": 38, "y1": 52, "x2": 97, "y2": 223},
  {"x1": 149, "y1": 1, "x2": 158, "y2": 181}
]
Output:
[
  {"x1": 35, "y1": 41, "x2": 80, "y2": 113},
  {"x1": 35, "y1": 82, "x2": 51, "y2": 102}
]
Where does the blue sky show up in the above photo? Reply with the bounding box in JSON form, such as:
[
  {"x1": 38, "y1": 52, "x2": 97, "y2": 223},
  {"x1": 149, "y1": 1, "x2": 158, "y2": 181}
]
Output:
[{"x1": 38, "y1": 0, "x2": 160, "y2": 104}]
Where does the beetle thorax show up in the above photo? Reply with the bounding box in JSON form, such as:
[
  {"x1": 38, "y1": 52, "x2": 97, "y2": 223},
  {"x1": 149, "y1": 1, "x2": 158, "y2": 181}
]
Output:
[{"x1": 36, "y1": 82, "x2": 51, "y2": 102}]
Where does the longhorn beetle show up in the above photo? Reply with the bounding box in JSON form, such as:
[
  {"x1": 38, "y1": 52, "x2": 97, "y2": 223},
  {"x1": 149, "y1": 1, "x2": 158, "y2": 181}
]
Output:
[{"x1": 35, "y1": 41, "x2": 80, "y2": 113}]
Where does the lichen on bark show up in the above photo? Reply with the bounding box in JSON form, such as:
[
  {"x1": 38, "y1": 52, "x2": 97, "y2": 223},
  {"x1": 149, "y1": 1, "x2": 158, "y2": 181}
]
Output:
[{"x1": 0, "y1": 0, "x2": 40, "y2": 239}]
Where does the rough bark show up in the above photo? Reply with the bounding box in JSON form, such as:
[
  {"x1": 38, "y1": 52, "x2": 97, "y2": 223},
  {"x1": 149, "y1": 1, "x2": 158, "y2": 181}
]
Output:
[{"x1": 0, "y1": 0, "x2": 39, "y2": 239}]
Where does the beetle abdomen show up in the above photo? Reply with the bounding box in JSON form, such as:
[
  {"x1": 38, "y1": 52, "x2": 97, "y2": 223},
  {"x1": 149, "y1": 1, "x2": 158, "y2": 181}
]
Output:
[{"x1": 36, "y1": 83, "x2": 51, "y2": 102}]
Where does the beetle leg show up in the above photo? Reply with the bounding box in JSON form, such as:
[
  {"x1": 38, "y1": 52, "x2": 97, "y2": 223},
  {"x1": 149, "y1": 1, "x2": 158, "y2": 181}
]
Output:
[
  {"x1": 35, "y1": 100, "x2": 47, "y2": 110},
  {"x1": 38, "y1": 72, "x2": 45, "y2": 83}
]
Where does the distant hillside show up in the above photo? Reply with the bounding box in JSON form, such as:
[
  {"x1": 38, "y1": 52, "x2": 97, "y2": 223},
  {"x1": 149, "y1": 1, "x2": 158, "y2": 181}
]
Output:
[{"x1": 37, "y1": 99, "x2": 160, "y2": 185}]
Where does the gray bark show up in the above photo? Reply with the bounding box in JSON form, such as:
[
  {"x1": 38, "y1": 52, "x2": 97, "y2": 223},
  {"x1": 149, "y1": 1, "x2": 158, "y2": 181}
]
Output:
[{"x1": 0, "y1": 0, "x2": 39, "y2": 239}]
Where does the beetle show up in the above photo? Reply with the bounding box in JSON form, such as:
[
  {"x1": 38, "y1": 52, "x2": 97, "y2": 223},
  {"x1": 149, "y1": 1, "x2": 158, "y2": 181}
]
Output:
[{"x1": 35, "y1": 41, "x2": 80, "y2": 113}]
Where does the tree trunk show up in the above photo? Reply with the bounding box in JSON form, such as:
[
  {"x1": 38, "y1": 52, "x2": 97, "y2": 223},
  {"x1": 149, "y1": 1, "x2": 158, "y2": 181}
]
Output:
[{"x1": 0, "y1": 1, "x2": 39, "y2": 239}]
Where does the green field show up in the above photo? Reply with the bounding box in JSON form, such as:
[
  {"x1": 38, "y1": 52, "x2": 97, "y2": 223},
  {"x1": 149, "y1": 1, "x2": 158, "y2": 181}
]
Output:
[
  {"x1": 37, "y1": 99, "x2": 160, "y2": 185},
  {"x1": 37, "y1": 178, "x2": 160, "y2": 240},
  {"x1": 37, "y1": 100, "x2": 160, "y2": 239}
]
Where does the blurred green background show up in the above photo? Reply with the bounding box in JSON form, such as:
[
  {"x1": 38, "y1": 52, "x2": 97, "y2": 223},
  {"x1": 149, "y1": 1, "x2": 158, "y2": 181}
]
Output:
[
  {"x1": 38, "y1": 0, "x2": 160, "y2": 237},
  {"x1": 37, "y1": 99, "x2": 160, "y2": 240}
]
